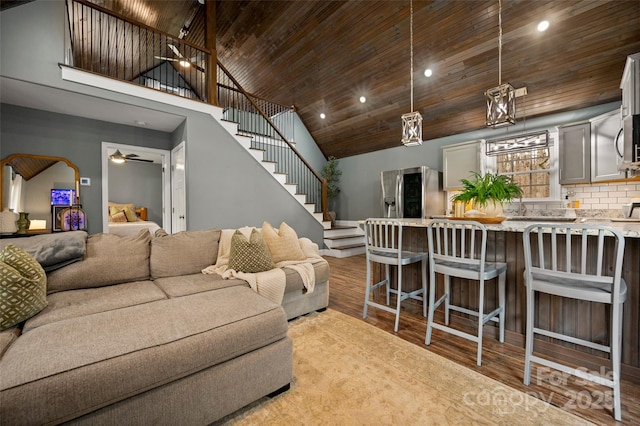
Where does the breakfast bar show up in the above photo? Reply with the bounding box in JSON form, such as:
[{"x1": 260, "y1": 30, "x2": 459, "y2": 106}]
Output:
[{"x1": 370, "y1": 218, "x2": 640, "y2": 381}]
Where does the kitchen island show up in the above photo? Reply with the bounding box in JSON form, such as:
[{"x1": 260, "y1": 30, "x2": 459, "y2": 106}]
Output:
[{"x1": 369, "y1": 217, "x2": 640, "y2": 381}]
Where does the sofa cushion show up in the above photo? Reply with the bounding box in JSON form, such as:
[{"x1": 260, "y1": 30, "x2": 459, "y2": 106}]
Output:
[
  {"x1": 0, "y1": 245, "x2": 47, "y2": 331},
  {"x1": 153, "y1": 273, "x2": 248, "y2": 298},
  {"x1": 228, "y1": 229, "x2": 276, "y2": 273},
  {"x1": 261, "y1": 222, "x2": 306, "y2": 263},
  {"x1": 150, "y1": 229, "x2": 221, "y2": 278},
  {"x1": 0, "y1": 286, "x2": 288, "y2": 425},
  {"x1": 47, "y1": 230, "x2": 152, "y2": 293},
  {"x1": 0, "y1": 327, "x2": 20, "y2": 360},
  {"x1": 23, "y1": 281, "x2": 166, "y2": 333}
]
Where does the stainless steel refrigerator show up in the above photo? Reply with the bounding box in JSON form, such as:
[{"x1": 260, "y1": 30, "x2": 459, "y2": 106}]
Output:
[{"x1": 381, "y1": 166, "x2": 444, "y2": 218}]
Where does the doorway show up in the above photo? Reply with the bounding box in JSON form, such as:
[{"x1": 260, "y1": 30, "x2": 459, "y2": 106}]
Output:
[{"x1": 101, "y1": 142, "x2": 171, "y2": 233}]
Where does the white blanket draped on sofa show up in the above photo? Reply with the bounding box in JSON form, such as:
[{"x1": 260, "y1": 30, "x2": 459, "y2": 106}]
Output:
[{"x1": 202, "y1": 227, "x2": 324, "y2": 304}]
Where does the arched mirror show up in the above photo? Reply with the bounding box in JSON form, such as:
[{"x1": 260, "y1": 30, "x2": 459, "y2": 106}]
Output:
[{"x1": 1, "y1": 154, "x2": 80, "y2": 230}]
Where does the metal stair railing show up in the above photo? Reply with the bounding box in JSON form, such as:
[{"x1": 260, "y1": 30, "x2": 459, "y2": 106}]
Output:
[{"x1": 217, "y1": 61, "x2": 328, "y2": 219}]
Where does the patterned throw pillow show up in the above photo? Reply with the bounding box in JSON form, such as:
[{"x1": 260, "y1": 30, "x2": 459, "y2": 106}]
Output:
[
  {"x1": 110, "y1": 211, "x2": 127, "y2": 223},
  {"x1": 228, "y1": 229, "x2": 276, "y2": 273},
  {"x1": 123, "y1": 206, "x2": 138, "y2": 222},
  {"x1": 261, "y1": 221, "x2": 306, "y2": 263},
  {"x1": 0, "y1": 244, "x2": 47, "y2": 331}
]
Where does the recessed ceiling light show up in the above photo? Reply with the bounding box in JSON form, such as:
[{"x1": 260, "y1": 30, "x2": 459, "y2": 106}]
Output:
[
  {"x1": 537, "y1": 20, "x2": 549, "y2": 32},
  {"x1": 359, "y1": 96, "x2": 366, "y2": 103},
  {"x1": 134, "y1": 120, "x2": 147, "y2": 126},
  {"x1": 320, "y1": 113, "x2": 326, "y2": 119},
  {"x1": 424, "y1": 68, "x2": 433, "y2": 77}
]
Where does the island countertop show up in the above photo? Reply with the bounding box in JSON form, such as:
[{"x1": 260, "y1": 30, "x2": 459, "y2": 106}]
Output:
[{"x1": 382, "y1": 217, "x2": 640, "y2": 238}]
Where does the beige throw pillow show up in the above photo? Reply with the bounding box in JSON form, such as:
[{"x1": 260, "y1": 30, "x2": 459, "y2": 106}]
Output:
[
  {"x1": 110, "y1": 211, "x2": 127, "y2": 223},
  {"x1": 228, "y1": 229, "x2": 276, "y2": 273},
  {"x1": 0, "y1": 244, "x2": 47, "y2": 331},
  {"x1": 261, "y1": 221, "x2": 306, "y2": 263}
]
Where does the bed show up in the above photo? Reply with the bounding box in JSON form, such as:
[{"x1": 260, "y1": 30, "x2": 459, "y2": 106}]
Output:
[{"x1": 107, "y1": 203, "x2": 161, "y2": 236}]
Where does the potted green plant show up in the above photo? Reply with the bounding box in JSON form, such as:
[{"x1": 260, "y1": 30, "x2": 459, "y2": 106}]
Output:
[
  {"x1": 320, "y1": 156, "x2": 342, "y2": 222},
  {"x1": 452, "y1": 172, "x2": 523, "y2": 217}
]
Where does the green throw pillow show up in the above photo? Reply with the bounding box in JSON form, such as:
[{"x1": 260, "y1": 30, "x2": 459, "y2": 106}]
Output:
[
  {"x1": 0, "y1": 244, "x2": 47, "y2": 331},
  {"x1": 228, "y1": 229, "x2": 276, "y2": 273}
]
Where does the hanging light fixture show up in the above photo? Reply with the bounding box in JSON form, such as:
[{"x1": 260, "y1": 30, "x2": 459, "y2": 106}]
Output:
[
  {"x1": 401, "y1": 0, "x2": 423, "y2": 146},
  {"x1": 485, "y1": 0, "x2": 515, "y2": 128},
  {"x1": 109, "y1": 150, "x2": 126, "y2": 164}
]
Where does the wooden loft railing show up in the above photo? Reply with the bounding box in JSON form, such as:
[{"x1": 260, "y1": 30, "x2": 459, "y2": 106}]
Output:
[
  {"x1": 65, "y1": 0, "x2": 328, "y2": 221},
  {"x1": 65, "y1": 0, "x2": 213, "y2": 102}
]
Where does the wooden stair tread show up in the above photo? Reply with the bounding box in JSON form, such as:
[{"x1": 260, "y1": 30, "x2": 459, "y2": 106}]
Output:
[
  {"x1": 324, "y1": 234, "x2": 363, "y2": 240},
  {"x1": 332, "y1": 243, "x2": 365, "y2": 250},
  {"x1": 329, "y1": 225, "x2": 358, "y2": 230}
]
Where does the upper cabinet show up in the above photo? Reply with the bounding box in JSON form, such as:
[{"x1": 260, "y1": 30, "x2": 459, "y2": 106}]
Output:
[
  {"x1": 558, "y1": 122, "x2": 591, "y2": 184},
  {"x1": 620, "y1": 52, "x2": 640, "y2": 119},
  {"x1": 442, "y1": 141, "x2": 483, "y2": 190},
  {"x1": 590, "y1": 110, "x2": 626, "y2": 182}
]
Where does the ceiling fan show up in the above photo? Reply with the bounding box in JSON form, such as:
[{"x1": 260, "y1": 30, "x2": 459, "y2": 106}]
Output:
[
  {"x1": 155, "y1": 44, "x2": 205, "y2": 72},
  {"x1": 109, "y1": 150, "x2": 153, "y2": 164}
]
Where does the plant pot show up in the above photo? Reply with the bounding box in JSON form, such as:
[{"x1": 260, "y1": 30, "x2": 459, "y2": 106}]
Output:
[{"x1": 472, "y1": 200, "x2": 504, "y2": 218}]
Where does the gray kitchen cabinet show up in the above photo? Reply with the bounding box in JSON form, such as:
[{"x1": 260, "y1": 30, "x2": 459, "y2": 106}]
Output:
[
  {"x1": 590, "y1": 110, "x2": 625, "y2": 182},
  {"x1": 558, "y1": 122, "x2": 591, "y2": 184},
  {"x1": 620, "y1": 52, "x2": 640, "y2": 118},
  {"x1": 442, "y1": 140, "x2": 482, "y2": 190}
]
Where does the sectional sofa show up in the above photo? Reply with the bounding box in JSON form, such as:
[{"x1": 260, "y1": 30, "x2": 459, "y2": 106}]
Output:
[{"x1": 0, "y1": 226, "x2": 329, "y2": 425}]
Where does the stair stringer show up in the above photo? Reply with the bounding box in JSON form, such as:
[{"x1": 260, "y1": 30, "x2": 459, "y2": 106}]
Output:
[{"x1": 217, "y1": 119, "x2": 332, "y2": 230}]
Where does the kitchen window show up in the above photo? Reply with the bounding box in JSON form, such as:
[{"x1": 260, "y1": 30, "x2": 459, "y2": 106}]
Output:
[{"x1": 485, "y1": 132, "x2": 560, "y2": 201}]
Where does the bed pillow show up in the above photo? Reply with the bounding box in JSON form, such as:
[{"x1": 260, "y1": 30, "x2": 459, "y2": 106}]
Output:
[
  {"x1": 261, "y1": 221, "x2": 306, "y2": 263},
  {"x1": 108, "y1": 202, "x2": 135, "y2": 212},
  {"x1": 0, "y1": 244, "x2": 47, "y2": 331},
  {"x1": 228, "y1": 229, "x2": 276, "y2": 273}
]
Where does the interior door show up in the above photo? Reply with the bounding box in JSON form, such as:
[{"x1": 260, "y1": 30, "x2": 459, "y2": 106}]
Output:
[{"x1": 171, "y1": 142, "x2": 186, "y2": 233}]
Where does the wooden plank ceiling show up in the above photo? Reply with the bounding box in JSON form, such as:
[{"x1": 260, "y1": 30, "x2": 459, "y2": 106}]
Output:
[{"x1": 7, "y1": 0, "x2": 639, "y2": 159}]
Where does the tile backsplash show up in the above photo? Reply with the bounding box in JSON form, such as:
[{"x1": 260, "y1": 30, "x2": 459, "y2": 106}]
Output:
[{"x1": 561, "y1": 182, "x2": 640, "y2": 210}]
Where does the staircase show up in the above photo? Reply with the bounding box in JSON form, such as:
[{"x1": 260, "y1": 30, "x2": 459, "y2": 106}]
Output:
[
  {"x1": 320, "y1": 220, "x2": 366, "y2": 257},
  {"x1": 217, "y1": 119, "x2": 332, "y2": 229}
]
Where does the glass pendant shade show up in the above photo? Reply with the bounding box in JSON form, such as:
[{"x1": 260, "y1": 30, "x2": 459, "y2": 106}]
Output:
[
  {"x1": 485, "y1": 82, "x2": 516, "y2": 127},
  {"x1": 401, "y1": 111, "x2": 423, "y2": 146}
]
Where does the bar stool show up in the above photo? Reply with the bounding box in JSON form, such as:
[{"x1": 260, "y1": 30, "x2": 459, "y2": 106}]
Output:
[
  {"x1": 523, "y1": 223, "x2": 627, "y2": 421},
  {"x1": 425, "y1": 219, "x2": 506, "y2": 366},
  {"x1": 363, "y1": 218, "x2": 428, "y2": 332}
]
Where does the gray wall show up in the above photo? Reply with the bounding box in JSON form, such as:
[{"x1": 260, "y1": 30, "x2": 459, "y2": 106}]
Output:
[
  {"x1": 336, "y1": 102, "x2": 621, "y2": 221},
  {"x1": 0, "y1": 0, "x2": 326, "y2": 244},
  {"x1": 0, "y1": 104, "x2": 172, "y2": 234},
  {"x1": 108, "y1": 161, "x2": 163, "y2": 224}
]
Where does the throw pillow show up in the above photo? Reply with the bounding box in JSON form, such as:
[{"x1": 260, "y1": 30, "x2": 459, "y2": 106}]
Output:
[
  {"x1": 110, "y1": 211, "x2": 127, "y2": 223},
  {"x1": 261, "y1": 221, "x2": 306, "y2": 263},
  {"x1": 228, "y1": 229, "x2": 276, "y2": 273},
  {"x1": 0, "y1": 244, "x2": 47, "y2": 331},
  {"x1": 123, "y1": 206, "x2": 138, "y2": 222}
]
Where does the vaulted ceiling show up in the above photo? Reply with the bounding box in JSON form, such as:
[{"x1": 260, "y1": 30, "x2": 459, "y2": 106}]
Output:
[{"x1": 4, "y1": 0, "x2": 639, "y2": 159}]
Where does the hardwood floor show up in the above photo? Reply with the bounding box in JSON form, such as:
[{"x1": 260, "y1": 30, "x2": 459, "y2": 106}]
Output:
[{"x1": 324, "y1": 254, "x2": 640, "y2": 425}]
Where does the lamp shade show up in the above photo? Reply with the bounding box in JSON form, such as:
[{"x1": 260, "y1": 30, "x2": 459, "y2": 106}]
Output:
[
  {"x1": 485, "y1": 83, "x2": 516, "y2": 127},
  {"x1": 401, "y1": 111, "x2": 423, "y2": 146}
]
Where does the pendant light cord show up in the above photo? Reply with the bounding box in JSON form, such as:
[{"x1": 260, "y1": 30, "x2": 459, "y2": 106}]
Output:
[
  {"x1": 410, "y1": 0, "x2": 414, "y2": 112},
  {"x1": 498, "y1": 0, "x2": 502, "y2": 85}
]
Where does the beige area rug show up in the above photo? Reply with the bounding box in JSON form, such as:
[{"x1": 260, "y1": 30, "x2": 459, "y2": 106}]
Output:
[{"x1": 216, "y1": 309, "x2": 591, "y2": 425}]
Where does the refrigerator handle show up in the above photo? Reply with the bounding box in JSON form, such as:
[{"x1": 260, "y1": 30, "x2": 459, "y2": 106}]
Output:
[{"x1": 396, "y1": 173, "x2": 402, "y2": 218}]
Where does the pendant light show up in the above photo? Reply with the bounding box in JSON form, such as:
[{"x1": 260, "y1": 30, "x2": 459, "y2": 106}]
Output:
[
  {"x1": 485, "y1": 0, "x2": 515, "y2": 128},
  {"x1": 401, "y1": 0, "x2": 423, "y2": 146}
]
